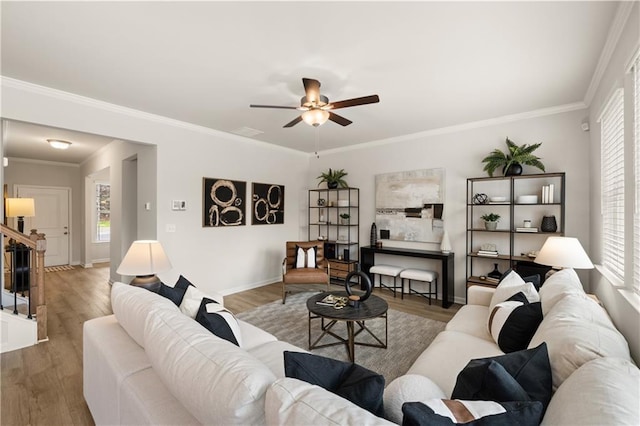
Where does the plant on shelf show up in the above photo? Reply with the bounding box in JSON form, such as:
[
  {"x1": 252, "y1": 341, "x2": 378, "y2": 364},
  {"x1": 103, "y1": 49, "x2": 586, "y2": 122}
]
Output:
[
  {"x1": 480, "y1": 213, "x2": 500, "y2": 230},
  {"x1": 481, "y1": 137, "x2": 545, "y2": 177},
  {"x1": 340, "y1": 213, "x2": 350, "y2": 225},
  {"x1": 317, "y1": 168, "x2": 348, "y2": 189}
]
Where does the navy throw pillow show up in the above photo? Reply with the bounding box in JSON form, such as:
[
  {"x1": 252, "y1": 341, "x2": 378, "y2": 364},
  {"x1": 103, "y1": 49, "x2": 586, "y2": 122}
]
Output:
[
  {"x1": 158, "y1": 275, "x2": 193, "y2": 306},
  {"x1": 284, "y1": 351, "x2": 385, "y2": 416},
  {"x1": 451, "y1": 343, "x2": 552, "y2": 412},
  {"x1": 195, "y1": 297, "x2": 241, "y2": 346},
  {"x1": 488, "y1": 292, "x2": 543, "y2": 353},
  {"x1": 401, "y1": 400, "x2": 543, "y2": 426},
  {"x1": 499, "y1": 269, "x2": 541, "y2": 290}
]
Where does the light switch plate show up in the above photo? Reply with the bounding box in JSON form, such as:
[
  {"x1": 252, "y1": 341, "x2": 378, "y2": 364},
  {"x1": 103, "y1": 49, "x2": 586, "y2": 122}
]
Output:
[{"x1": 172, "y1": 200, "x2": 187, "y2": 211}]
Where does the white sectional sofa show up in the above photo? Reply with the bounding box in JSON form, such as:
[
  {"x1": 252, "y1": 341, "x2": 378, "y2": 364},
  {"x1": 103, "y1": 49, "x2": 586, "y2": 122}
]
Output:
[{"x1": 84, "y1": 270, "x2": 639, "y2": 425}]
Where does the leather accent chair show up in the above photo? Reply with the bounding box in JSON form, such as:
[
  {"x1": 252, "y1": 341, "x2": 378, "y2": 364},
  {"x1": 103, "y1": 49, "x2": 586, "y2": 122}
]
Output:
[{"x1": 281, "y1": 241, "x2": 330, "y2": 303}]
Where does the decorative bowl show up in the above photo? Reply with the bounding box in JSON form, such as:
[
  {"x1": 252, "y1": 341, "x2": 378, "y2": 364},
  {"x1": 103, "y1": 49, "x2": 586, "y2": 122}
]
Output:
[
  {"x1": 337, "y1": 200, "x2": 349, "y2": 207},
  {"x1": 490, "y1": 196, "x2": 507, "y2": 203},
  {"x1": 517, "y1": 195, "x2": 538, "y2": 204}
]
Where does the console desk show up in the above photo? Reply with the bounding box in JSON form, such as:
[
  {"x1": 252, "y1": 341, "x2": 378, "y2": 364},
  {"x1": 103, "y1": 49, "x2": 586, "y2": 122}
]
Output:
[{"x1": 360, "y1": 245, "x2": 455, "y2": 308}]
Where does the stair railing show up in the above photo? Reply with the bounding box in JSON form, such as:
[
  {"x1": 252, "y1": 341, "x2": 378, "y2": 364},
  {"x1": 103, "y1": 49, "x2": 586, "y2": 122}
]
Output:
[{"x1": 1, "y1": 224, "x2": 47, "y2": 341}]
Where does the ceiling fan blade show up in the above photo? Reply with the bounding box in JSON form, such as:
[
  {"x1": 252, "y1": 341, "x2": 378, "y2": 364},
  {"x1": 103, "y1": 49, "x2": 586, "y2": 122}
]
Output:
[
  {"x1": 328, "y1": 95, "x2": 380, "y2": 110},
  {"x1": 283, "y1": 116, "x2": 303, "y2": 128},
  {"x1": 328, "y1": 112, "x2": 353, "y2": 126},
  {"x1": 250, "y1": 104, "x2": 298, "y2": 110},
  {"x1": 302, "y1": 78, "x2": 321, "y2": 103}
]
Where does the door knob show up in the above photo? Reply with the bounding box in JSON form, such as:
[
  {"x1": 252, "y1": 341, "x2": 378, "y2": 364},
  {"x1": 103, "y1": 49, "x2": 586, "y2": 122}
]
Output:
[{"x1": 64, "y1": 232, "x2": 68, "y2": 235}]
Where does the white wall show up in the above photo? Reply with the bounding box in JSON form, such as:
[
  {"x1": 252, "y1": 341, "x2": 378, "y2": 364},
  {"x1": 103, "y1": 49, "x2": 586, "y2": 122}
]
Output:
[
  {"x1": 3, "y1": 159, "x2": 82, "y2": 264},
  {"x1": 587, "y1": 2, "x2": 639, "y2": 362},
  {"x1": 310, "y1": 109, "x2": 591, "y2": 304},
  {"x1": 1, "y1": 79, "x2": 309, "y2": 296}
]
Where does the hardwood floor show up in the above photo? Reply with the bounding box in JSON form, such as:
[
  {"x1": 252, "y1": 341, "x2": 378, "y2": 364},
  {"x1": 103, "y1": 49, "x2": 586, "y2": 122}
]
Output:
[{"x1": 0, "y1": 266, "x2": 460, "y2": 425}]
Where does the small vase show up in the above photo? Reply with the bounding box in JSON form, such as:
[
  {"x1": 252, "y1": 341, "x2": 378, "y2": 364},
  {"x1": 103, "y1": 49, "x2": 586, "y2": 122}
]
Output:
[
  {"x1": 485, "y1": 221, "x2": 498, "y2": 231},
  {"x1": 504, "y1": 163, "x2": 523, "y2": 176},
  {"x1": 487, "y1": 263, "x2": 502, "y2": 279},
  {"x1": 541, "y1": 215, "x2": 558, "y2": 232},
  {"x1": 440, "y1": 230, "x2": 452, "y2": 254},
  {"x1": 370, "y1": 223, "x2": 377, "y2": 247}
]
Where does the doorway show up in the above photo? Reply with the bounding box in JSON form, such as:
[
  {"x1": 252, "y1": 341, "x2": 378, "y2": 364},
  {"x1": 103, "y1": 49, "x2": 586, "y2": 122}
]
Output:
[{"x1": 15, "y1": 185, "x2": 71, "y2": 267}]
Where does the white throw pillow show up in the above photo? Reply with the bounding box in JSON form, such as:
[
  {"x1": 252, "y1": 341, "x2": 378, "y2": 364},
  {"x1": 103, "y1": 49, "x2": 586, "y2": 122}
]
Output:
[
  {"x1": 541, "y1": 357, "x2": 640, "y2": 425},
  {"x1": 307, "y1": 246, "x2": 317, "y2": 268},
  {"x1": 383, "y1": 374, "x2": 446, "y2": 424},
  {"x1": 529, "y1": 294, "x2": 631, "y2": 390},
  {"x1": 488, "y1": 271, "x2": 539, "y2": 318},
  {"x1": 295, "y1": 246, "x2": 306, "y2": 268},
  {"x1": 179, "y1": 285, "x2": 222, "y2": 318},
  {"x1": 538, "y1": 268, "x2": 585, "y2": 315},
  {"x1": 295, "y1": 246, "x2": 317, "y2": 268},
  {"x1": 110, "y1": 281, "x2": 179, "y2": 347}
]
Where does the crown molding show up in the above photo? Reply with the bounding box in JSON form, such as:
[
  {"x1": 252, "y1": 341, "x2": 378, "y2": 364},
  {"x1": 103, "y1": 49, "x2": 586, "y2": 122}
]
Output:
[
  {"x1": 0, "y1": 77, "x2": 306, "y2": 157},
  {"x1": 6, "y1": 156, "x2": 80, "y2": 168},
  {"x1": 583, "y1": 1, "x2": 635, "y2": 107},
  {"x1": 315, "y1": 101, "x2": 587, "y2": 157}
]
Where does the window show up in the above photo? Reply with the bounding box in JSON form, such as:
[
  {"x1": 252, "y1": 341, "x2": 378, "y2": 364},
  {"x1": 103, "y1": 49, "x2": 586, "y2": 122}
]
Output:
[
  {"x1": 600, "y1": 88, "x2": 624, "y2": 283},
  {"x1": 634, "y1": 53, "x2": 640, "y2": 293},
  {"x1": 96, "y1": 183, "x2": 110, "y2": 242}
]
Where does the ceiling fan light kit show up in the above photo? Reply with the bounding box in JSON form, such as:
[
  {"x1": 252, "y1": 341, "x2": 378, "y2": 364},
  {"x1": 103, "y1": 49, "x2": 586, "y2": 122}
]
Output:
[
  {"x1": 250, "y1": 77, "x2": 379, "y2": 128},
  {"x1": 47, "y1": 139, "x2": 72, "y2": 150}
]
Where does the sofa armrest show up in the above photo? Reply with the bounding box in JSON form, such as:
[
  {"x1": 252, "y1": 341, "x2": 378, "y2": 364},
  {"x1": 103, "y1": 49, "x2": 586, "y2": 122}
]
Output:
[{"x1": 467, "y1": 285, "x2": 495, "y2": 306}]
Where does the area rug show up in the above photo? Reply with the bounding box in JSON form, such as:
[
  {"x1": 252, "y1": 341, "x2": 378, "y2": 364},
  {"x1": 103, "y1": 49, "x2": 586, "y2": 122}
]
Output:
[
  {"x1": 44, "y1": 265, "x2": 75, "y2": 273},
  {"x1": 236, "y1": 292, "x2": 446, "y2": 383}
]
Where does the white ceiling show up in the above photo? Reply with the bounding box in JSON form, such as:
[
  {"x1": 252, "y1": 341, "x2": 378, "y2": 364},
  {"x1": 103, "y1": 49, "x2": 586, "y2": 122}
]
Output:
[{"x1": 1, "y1": 1, "x2": 621, "y2": 161}]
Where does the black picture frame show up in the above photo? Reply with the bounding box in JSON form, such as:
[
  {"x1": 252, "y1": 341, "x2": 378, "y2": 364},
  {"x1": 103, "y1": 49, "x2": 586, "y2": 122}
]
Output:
[
  {"x1": 202, "y1": 177, "x2": 246, "y2": 227},
  {"x1": 251, "y1": 182, "x2": 285, "y2": 225}
]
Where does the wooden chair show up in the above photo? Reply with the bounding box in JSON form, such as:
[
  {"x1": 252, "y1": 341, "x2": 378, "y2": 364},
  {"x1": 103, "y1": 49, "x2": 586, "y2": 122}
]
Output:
[{"x1": 281, "y1": 241, "x2": 330, "y2": 303}]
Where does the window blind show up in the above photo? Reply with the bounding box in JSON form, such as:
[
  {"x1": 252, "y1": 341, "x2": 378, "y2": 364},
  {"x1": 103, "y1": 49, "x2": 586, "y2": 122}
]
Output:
[
  {"x1": 600, "y1": 88, "x2": 625, "y2": 283},
  {"x1": 634, "y1": 54, "x2": 640, "y2": 293}
]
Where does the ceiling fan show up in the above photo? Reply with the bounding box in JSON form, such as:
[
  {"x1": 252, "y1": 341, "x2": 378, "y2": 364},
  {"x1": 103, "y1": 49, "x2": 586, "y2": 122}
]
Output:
[{"x1": 250, "y1": 78, "x2": 380, "y2": 128}]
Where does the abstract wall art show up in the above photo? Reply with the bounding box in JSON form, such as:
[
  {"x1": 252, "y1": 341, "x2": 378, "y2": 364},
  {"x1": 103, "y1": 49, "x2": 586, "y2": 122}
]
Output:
[
  {"x1": 203, "y1": 177, "x2": 246, "y2": 227},
  {"x1": 375, "y1": 168, "x2": 445, "y2": 243},
  {"x1": 251, "y1": 182, "x2": 285, "y2": 225}
]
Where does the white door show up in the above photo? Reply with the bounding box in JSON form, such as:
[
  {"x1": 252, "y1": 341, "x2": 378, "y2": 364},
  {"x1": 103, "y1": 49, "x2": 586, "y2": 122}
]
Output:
[{"x1": 16, "y1": 186, "x2": 70, "y2": 267}]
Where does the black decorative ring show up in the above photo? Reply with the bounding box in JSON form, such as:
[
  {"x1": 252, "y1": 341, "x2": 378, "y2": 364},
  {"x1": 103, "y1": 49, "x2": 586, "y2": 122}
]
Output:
[{"x1": 344, "y1": 270, "x2": 372, "y2": 302}]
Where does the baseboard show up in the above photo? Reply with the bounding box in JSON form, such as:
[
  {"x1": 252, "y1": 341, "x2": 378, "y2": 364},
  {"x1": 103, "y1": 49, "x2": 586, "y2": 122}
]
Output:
[{"x1": 220, "y1": 276, "x2": 281, "y2": 296}]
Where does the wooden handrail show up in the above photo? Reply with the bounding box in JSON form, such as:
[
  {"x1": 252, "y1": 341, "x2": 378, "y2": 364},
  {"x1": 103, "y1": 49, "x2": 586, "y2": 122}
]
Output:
[{"x1": 1, "y1": 224, "x2": 47, "y2": 341}]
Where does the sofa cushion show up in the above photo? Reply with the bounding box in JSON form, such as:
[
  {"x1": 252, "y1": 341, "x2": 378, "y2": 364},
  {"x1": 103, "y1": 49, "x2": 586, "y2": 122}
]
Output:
[
  {"x1": 541, "y1": 357, "x2": 640, "y2": 425},
  {"x1": 158, "y1": 275, "x2": 192, "y2": 306},
  {"x1": 265, "y1": 377, "x2": 395, "y2": 425},
  {"x1": 237, "y1": 319, "x2": 278, "y2": 350},
  {"x1": 144, "y1": 308, "x2": 277, "y2": 425},
  {"x1": 488, "y1": 293, "x2": 542, "y2": 353},
  {"x1": 489, "y1": 271, "x2": 539, "y2": 314},
  {"x1": 451, "y1": 343, "x2": 552, "y2": 411},
  {"x1": 111, "y1": 281, "x2": 179, "y2": 347},
  {"x1": 383, "y1": 374, "x2": 446, "y2": 424},
  {"x1": 445, "y1": 304, "x2": 492, "y2": 342},
  {"x1": 407, "y1": 331, "x2": 504, "y2": 397},
  {"x1": 529, "y1": 294, "x2": 631, "y2": 390},
  {"x1": 538, "y1": 268, "x2": 584, "y2": 315},
  {"x1": 402, "y1": 400, "x2": 543, "y2": 426},
  {"x1": 284, "y1": 351, "x2": 385, "y2": 416},
  {"x1": 247, "y1": 341, "x2": 307, "y2": 378},
  {"x1": 195, "y1": 297, "x2": 242, "y2": 346}
]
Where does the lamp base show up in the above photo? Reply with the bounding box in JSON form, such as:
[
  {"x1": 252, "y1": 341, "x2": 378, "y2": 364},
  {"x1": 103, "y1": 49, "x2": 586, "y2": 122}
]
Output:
[{"x1": 130, "y1": 275, "x2": 162, "y2": 293}]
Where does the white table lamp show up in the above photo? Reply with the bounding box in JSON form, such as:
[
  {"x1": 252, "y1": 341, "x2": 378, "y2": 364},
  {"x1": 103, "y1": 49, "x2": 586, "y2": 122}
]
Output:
[
  {"x1": 117, "y1": 240, "x2": 172, "y2": 291},
  {"x1": 5, "y1": 198, "x2": 35, "y2": 233},
  {"x1": 534, "y1": 236, "x2": 594, "y2": 269}
]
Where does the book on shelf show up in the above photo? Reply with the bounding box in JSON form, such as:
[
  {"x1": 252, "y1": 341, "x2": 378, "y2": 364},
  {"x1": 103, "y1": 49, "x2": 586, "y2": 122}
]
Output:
[
  {"x1": 515, "y1": 227, "x2": 539, "y2": 232},
  {"x1": 477, "y1": 250, "x2": 499, "y2": 257}
]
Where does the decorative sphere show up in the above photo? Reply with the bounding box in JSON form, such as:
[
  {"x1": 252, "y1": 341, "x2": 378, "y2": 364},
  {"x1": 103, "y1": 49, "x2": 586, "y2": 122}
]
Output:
[{"x1": 473, "y1": 193, "x2": 489, "y2": 205}]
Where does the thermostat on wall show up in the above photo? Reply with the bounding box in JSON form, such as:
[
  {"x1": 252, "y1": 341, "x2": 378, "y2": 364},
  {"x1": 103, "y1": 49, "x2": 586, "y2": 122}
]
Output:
[{"x1": 172, "y1": 200, "x2": 187, "y2": 211}]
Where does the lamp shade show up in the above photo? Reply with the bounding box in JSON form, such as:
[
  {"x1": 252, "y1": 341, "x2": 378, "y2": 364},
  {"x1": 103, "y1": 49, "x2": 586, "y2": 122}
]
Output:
[
  {"x1": 5, "y1": 198, "x2": 35, "y2": 217},
  {"x1": 534, "y1": 236, "x2": 594, "y2": 269},
  {"x1": 117, "y1": 240, "x2": 172, "y2": 276}
]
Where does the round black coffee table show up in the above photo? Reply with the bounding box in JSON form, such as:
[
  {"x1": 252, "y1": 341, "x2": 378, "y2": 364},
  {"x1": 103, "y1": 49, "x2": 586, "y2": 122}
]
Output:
[{"x1": 306, "y1": 291, "x2": 388, "y2": 362}]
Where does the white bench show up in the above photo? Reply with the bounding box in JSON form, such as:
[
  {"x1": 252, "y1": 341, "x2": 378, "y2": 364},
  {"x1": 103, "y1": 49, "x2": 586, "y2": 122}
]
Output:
[
  {"x1": 369, "y1": 264, "x2": 404, "y2": 298},
  {"x1": 400, "y1": 268, "x2": 438, "y2": 305}
]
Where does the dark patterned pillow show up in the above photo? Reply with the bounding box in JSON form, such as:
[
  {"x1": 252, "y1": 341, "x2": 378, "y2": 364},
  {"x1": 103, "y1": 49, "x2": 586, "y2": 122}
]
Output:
[
  {"x1": 284, "y1": 351, "x2": 385, "y2": 416},
  {"x1": 158, "y1": 275, "x2": 193, "y2": 306},
  {"x1": 488, "y1": 292, "x2": 543, "y2": 353},
  {"x1": 194, "y1": 297, "x2": 242, "y2": 346},
  {"x1": 452, "y1": 343, "x2": 552, "y2": 412},
  {"x1": 401, "y1": 399, "x2": 543, "y2": 426}
]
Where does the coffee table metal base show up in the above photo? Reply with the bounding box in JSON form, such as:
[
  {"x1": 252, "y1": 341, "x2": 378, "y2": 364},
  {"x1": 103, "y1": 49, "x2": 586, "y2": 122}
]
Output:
[{"x1": 308, "y1": 312, "x2": 387, "y2": 362}]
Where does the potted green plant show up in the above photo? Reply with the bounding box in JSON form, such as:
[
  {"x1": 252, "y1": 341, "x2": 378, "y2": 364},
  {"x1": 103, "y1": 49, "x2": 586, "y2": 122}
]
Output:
[
  {"x1": 481, "y1": 137, "x2": 545, "y2": 177},
  {"x1": 340, "y1": 213, "x2": 350, "y2": 225},
  {"x1": 317, "y1": 168, "x2": 348, "y2": 189},
  {"x1": 481, "y1": 213, "x2": 500, "y2": 230}
]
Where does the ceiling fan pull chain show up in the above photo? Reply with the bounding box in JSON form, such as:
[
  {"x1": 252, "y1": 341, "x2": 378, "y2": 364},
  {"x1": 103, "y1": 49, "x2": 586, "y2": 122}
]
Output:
[{"x1": 315, "y1": 127, "x2": 320, "y2": 158}]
